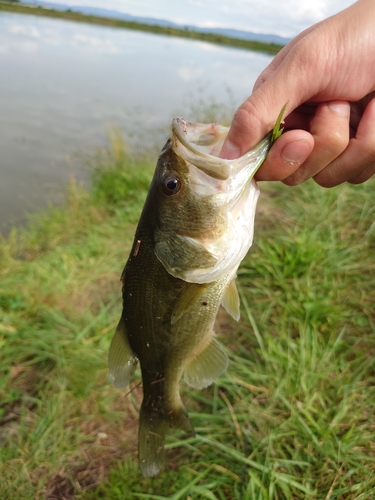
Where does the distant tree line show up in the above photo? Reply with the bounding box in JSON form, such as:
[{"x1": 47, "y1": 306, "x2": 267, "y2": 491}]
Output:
[{"x1": 0, "y1": 2, "x2": 283, "y2": 55}]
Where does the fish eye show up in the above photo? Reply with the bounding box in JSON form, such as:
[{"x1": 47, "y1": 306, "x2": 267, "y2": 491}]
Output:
[{"x1": 161, "y1": 174, "x2": 181, "y2": 195}]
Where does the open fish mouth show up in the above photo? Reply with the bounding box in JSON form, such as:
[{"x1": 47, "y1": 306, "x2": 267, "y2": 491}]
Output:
[
  {"x1": 155, "y1": 117, "x2": 273, "y2": 284},
  {"x1": 171, "y1": 116, "x2": 272, "y2": 228},
  {"x1": 171, "y1": 117, "x2": 271, "y2": 182}
]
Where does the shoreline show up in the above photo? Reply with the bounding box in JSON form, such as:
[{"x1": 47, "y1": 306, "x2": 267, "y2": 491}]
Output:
[
  {"x1": 0, "y1": 1, "x2": 284, "y2": 55},
  {"x1": 1, "y1": 141, "x2": 374, "y2": 498}
]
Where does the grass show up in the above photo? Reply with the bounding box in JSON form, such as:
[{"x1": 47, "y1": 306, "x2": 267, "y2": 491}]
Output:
[
  {"x1": 0, "y1": 1, "x2": 284, "y2": 55},
  {"x1": 0, "y1": 133, "x2": 374, "y2": 499}
]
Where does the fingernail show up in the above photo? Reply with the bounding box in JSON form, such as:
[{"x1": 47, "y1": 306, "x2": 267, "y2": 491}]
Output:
[
  {"x1": 220, "y1": 139, "x2": 240, "y2": 160},
  {"x1": 328, "y1": 101, "x2": 350, "y2": 117},
  {"x1": 281, "y1": 140, "x2": 311, "y2": 164}
]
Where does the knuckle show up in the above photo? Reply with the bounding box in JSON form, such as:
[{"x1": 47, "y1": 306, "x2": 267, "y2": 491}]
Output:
[
  {"x1": 363, "y1": 138, "x2": 375, "y2": 159},
  {"x1": 324, "y1": 129, "x2": 349, "y2": 155},
  {"x1": 313, "y1": 165, "x2": 340, "y2": 188},
  {"x1": 348, "y1": 165, "x2": 375, "y2": 184},
  {"x1": 313, "y1": 175, "x2": 337, "y2": 188},
  {"x1": 232, "y1": 103, "x2": 260, "y2": 136},
  {"x1": 229, "y1": 99, "x2": 268, "y2": 153},
  {"x1": 282, "y1": 174, "x2": 303, "y2": 186}
]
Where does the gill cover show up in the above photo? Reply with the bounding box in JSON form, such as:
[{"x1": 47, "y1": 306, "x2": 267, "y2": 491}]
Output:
[{"x1": 154, "y1": 118, "x2": 271, "y2": 284}]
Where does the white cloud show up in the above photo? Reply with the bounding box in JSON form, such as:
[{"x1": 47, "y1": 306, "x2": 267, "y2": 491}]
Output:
[
  {"x1": 71, "y1": 33, "x2": 120, "y2": 53},
  {"x1": 177, "y1": 65, "x2": 204, "y2": 82},
  {"x1": 21, "y1": 41, "x2": 39, "y2": 52},
  {"x1": 10, "y1": 25, "x2": 41, "y2": 38}
]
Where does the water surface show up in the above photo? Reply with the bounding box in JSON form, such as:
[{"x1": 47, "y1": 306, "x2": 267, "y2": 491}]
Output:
[{"x1": 0, "y1": 11, "x2": 273, "y2": 233}]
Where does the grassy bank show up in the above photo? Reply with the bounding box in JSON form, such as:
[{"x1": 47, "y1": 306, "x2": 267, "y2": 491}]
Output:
[
  {"x1": 0, "y1": 1, "x2": 284, "y2": 55},
  {"x1": 1, "y1": 135, "x2": 374, "y2": 499}
]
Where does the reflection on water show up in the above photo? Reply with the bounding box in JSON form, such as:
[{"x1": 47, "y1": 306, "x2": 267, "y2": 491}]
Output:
[{"x1": 0, "y1": 11, "x2": 273, "y2": 233}]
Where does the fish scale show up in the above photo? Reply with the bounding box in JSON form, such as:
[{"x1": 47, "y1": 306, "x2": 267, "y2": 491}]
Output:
[{"x1": 108, "y1": 110, "x2": 285, "y2": 477}]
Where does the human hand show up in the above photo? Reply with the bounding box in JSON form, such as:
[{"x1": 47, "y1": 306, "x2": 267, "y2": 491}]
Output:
[{"x1": 220, "y1": 0, "x2": 375, "y2": 187}]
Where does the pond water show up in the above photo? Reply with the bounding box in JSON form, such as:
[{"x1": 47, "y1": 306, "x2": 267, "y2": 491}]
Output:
[{"x1": 0, "y1": 11, "x2": 273, "y2": 234}]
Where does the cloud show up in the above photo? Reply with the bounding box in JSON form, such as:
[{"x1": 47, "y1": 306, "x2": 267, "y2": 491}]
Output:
[
  {"x1": 4, "y1": 25, "x2": 41, "y2": 52},
  {"x1": 177, "y1": 64, "x2": 204, "y2": 82},
  {"x1": 9, "y1": 25, "x2": 41, "y2": 38},
  {"x1": 71, "y1": 33, "x2": 120, "y2": 53}
]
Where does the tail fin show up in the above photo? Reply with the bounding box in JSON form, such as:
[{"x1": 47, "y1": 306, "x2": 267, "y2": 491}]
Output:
[{"x1": 138, "y1": 402, "x2": 195, "y2": 477}]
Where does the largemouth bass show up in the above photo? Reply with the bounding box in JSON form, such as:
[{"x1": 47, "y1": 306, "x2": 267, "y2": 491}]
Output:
[{"x1": 108, "y1": 112, "x2": 284, "y2": 477}]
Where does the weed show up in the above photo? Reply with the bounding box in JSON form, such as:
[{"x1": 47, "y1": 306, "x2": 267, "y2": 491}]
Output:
[{"x1": 1, "y1": 136, "x2": 374, "y2": 499}]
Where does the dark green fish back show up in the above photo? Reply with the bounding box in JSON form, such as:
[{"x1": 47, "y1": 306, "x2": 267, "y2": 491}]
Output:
[{"x1": 109, "y1": 139, "x2": 233, "y2": 477}]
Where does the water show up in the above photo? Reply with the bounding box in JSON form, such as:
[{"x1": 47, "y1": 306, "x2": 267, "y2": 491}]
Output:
[{"x1": 0, "y1": 11, "x2": 273, "y2": 234}]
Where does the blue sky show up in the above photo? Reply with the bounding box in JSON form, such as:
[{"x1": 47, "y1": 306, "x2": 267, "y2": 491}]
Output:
[{"x1": 44, "y1": 0, "x2": 355, "y2": 38}]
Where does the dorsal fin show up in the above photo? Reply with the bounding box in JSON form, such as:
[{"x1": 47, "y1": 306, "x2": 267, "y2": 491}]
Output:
[
  {"x1": 184, "y1": 335, "x2": 228, "y2": 389},
  {"x1": 108, "y1": 317, "x2": 138, "y2": 389},
  {"x1": 221, "y1": 278, "x2": 240, "y2": 321}
]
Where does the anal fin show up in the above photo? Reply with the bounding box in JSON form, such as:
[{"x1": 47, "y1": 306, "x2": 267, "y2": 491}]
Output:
[
  {"x1": 184, "y1": 335, "x2": 228, "y2": 389},
  {"x1": 108, "y1": 317, "x2": 138, "y2": 389}
]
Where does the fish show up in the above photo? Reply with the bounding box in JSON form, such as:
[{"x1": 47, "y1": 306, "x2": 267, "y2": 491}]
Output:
[{"x1": 108, "y1": 110, "x2": 285, "y2": 477}]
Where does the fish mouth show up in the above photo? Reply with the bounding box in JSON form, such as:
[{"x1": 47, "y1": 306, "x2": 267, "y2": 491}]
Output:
[
  {"x1": 158, "y1": 117, "x2": 272, "y2": 284},
  {"x1": 171, "y1": 117, "x2": 271, "y2": 182}
]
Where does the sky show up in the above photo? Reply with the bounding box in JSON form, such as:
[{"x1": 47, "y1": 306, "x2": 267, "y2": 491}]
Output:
[{"x1": 44, "y1": 0, "x2": 356, "y2": 38}]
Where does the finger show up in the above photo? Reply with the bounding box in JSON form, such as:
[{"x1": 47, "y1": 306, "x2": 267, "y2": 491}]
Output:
[
  {"x1": 283, "y1": 101, "x2": 350, "y2": 186},
  {"x1": 219, "y1": 50, "x2": 317, "y2": 160},
  {"x1": 253, "y1": 22, "x2": 325, "y2": 92},
  {"x1": 283, "y1": 104, "x2": 317, "y2": 130},
  {"x1": 219, "y1": 25, "x2": 337, "y2": 161},
  {"x1": 255, "y1": 130, "x2": 314, "y2": 181},
  {"x1": 348, "y1": 164, "x2": 375, "y2": 184},
  {"x1": 314, "y1": 97, "x2": 375, "y2": 187}
]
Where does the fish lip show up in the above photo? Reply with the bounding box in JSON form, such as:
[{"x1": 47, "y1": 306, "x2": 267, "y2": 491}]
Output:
[
  {"x1": 172, "y1": 118, "x2": 212, "y2": 152},
  {"x1": 172, "y1": 117, "x2": 232, "y2": 181},
  {"x1": 171, "y1": 117, "x2": 272, "y2": 182},
  {"x1": 172, "y1": 117, "x2": 228, "y2": 161}
]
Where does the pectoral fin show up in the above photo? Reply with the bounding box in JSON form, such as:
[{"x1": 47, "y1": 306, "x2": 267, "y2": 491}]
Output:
[
  {"x1": 108, "y1": 317, "x2": 138, "y2": 389},
  {"x1": 184, "y1": 336, "x2": 228, "y2": 389},
  {"x1": 154, "y1": 232, "x2": 217, "y2": 280},
  {"x1": 221, "y1": 278, "x2": 240, "y2": 321},
  {"x1": 171, "y1": 282, "x2": 207, "y2": 324}
]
